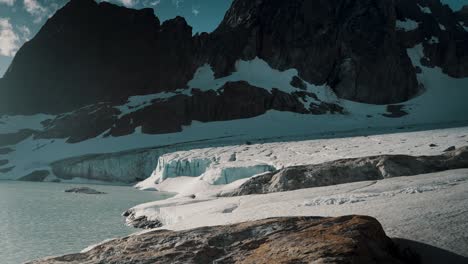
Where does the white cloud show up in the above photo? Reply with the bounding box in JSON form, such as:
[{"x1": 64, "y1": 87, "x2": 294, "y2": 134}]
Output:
[
  {"x1": 150, "y1": 0, "x2": 160, "y2": 6},
  {"x1": 118, "y1": 0, "x2": 138, "y2": 7},
  {"x1": 0, "y1": 0, "x2": 15, "y2": 6},
  {"x1": 23, "y1": 0, "x2": 48, "y2": 23},
  {"x1": 0, "y1": 18, "x2": 20, "y2": 57},
  {"x1": 17, "y1": 25, "x2": 30, "y2": 41}
]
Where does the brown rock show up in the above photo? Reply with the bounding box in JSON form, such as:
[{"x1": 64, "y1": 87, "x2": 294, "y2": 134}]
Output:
[{"x1": 27, "y1": 215, "x2": 412, "y2": 264}]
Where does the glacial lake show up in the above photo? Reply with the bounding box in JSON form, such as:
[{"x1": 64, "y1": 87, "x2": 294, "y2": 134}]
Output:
[{"x1": 0, "y1": 181, "x2": 171, "y2": 264}]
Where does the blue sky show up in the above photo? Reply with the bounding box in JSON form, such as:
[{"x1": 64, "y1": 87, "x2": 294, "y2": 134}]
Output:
[{"x1": 0, "y1": 0, "x2": 466, "y2": 77}]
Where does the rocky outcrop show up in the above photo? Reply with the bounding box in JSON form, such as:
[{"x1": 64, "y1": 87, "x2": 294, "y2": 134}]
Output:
[
  {"x1": 27, "y1": 215, "x2": 415, "y2": 264},
  {"x1": 0, "y1": 129, "x2": 34, "y2": 147},
  {"x1": 36, "y1": 81, "x2": 342, "y2": 142},
  {"x1": 207, "y1": 0, "x2": 419, "y2": 105},
  {"x1": 18, "y1": 170, "x2": 50, "y2": 182},
  {"x1": 64, "y1": 187, "x2": 106, "y2": 194},
  {"x1": 395, "y1": 0, "x2": 468, "y2": 78},
  {"x1": 227, "y1": 146, "x2": 468, "y2": 196},
  {"x1": 457, "y1": 6, "x2": 468, "y2": 23}
]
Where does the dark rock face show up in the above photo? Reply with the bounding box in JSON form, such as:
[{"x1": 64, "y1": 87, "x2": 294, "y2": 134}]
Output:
[
  {"x1": 227, "y1": 146, "x2": 468, "y2": 196},
  {"x1": 27, "y1": 215, "x2": 414, "y2": 264},
  {"x1": 18, "y1": 170, "x2": 50, "y2": 182},
  {"x1": 395, "y1": 0, "x2": 468, "y2": 78},
  {"x1": 458, "y1": 6, "x2": 468, "y2": 23},
  {"x1": 205, "y1": 0, "x2": 419, "y2": 105},
  {"x1": 0, "y1": 0, "x2": 197, "y2": 114},
  {"x1": 0, "y1": 166, "x2": 14, "y2": 173},
  {"x1": 0, "y1": 147, "x2": 14, "y2": 155}
]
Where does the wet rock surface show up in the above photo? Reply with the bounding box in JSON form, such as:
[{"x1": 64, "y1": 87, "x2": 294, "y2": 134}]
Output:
[
  {"x1": 28, "y1": 215, "x2": 414, "y2": 264},
  {"x1": 227, "y1": 146, "x2": 468, "y2": 196}
]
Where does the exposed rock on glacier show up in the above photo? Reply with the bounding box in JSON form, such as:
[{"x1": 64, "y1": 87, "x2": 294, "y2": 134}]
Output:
[
  {"x1": 27, "y1": 215, "x2": 414, "y2": 264},
  {"x1": 18, "y1": 170, "x2": 50, "y2": 182},
  {"x1": 64, "y1": 187, "x2": 106, "y2": 195},
  {"x1": 227, "y1": 146, "x2": 468, "y2": 196}
]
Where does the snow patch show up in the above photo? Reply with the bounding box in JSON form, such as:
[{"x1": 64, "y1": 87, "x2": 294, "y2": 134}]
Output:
[
  {"x1": 439, "y1": 23, "x2": 446, "y2": 31},
  {"x1": 396, "y1": 19, "x2": 419, "y2": 31},
  {"x1": 418, "y1": 4, "x2": 432, "y2": 14},
  {"x1": 427, "y1": 36, "x2": 439, "y2": 44},
  {"x1": 188, "y1": 57, "x2": 337, "y2": 102},
  {"x1": 115, "y1": 91, "x2": 184, "y2": 118}
]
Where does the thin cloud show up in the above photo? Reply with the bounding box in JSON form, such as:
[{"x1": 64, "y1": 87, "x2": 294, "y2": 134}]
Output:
[
  {"x1": 150, "y1": 0, "x2": 161, "y2": 6},
  {"x1": 17, "y1": 25, "x2": 31, "y2": 41},
  {"x1": 119, "y1": 0, "x2": 138, "y2": 7},
  {"x1": 0, "y1": 0, "x2": 15, "y2": 6},
  {"x1": 23, "y1": 0, "x2": 48, "y2": 23},
  {"x1": 172, "y1": 0, "x2": 183, "y2": 9},
  {"x1": 192, "y1": 6, "x2": 199, "y2": 16}
]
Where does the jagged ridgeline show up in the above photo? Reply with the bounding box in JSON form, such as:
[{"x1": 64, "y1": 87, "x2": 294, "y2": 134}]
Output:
[{"x1": 0, "y1": 0, "x2": 466, "y2": 115}]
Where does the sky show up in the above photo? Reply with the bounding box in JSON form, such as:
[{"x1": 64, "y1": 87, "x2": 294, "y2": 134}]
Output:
[{"x1": 0, "y1": 0, "x2": 466, "y2": 77}]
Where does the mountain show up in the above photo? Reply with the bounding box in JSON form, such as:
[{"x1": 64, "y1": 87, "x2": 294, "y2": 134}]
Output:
[
  {"x1": 2, "y1": 0, "x2": 466, "y2": 115},
  {"x1": 0, "y1": 0, "x2": 467, "y2": 183}
]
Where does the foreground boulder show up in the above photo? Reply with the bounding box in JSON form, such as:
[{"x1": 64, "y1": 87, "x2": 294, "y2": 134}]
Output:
[
  {"x1": 28, "y1": 215, "x2": 414, "y2": 264},
  {"x1": 228, "y1": 146, "x2": 468, "y2": 196}
]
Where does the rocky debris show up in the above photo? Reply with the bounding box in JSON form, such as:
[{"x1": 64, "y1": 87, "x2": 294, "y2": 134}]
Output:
[
  {"x1": 0, "y1": 166, "x2": 14, "y2": 173},
  {"x1": 444, "y1": 146, "x2": 456, "y2": 152},
  {"x1": 0, "y1": 129, "x2": 35, "y2": 147},
  {"x1": 64, "y1": 187, "x2": 106, "y2": 195},
  {"x1": 27, "y1": 215, "x2": 415, "y2": 264},
  {"x1": 17, "y1": 170, "x2": 50, "y2": 182},
  {"x1": 430, "y1": 143, "x2": 438, "y2": 147},
  {"x1": 123, "y1": 210, "x2": 162, "y2": 229},
  {"x1": 0, "y1": 147, "x2": 13, "y2": 155},
  {"x1": 226, "y1": 146, "x2": 468, "y2": 196},
  {"x1": 383, "y1": 105, "x2": 409, "y2": 118}
]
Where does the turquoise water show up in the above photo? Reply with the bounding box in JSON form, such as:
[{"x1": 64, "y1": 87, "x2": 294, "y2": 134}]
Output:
[{"x1": 0, "y1": 181, "x2": 171, "y2": 264}]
